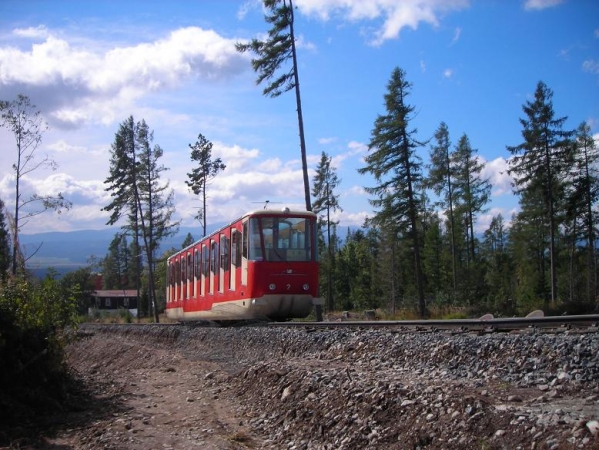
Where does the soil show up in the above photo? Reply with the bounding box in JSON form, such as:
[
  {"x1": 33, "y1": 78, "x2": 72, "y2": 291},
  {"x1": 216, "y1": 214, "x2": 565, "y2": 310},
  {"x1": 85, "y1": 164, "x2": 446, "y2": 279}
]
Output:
[{"x1": 1, "y1": 323, "x2": 598, "y2": 449}]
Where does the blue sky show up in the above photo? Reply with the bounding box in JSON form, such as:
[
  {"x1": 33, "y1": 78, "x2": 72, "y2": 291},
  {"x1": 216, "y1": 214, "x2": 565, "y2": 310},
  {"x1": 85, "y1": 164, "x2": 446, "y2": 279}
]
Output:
[{"x1": 0, "y1": 0, "x2": 598, "y2": 235}]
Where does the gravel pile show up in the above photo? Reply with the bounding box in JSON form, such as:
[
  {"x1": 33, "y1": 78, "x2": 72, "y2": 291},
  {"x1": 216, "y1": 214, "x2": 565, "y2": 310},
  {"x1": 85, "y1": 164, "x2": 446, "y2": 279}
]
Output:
[{"x1": 93, "y1": 324, "x2": 599, "y2": 449}]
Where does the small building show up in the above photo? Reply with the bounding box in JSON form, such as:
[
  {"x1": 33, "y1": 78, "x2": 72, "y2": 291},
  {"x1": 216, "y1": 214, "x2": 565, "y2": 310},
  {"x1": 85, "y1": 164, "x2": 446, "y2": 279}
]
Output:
[{"x1": 91, "y1": 290, "x2": 138, "y2": 317}]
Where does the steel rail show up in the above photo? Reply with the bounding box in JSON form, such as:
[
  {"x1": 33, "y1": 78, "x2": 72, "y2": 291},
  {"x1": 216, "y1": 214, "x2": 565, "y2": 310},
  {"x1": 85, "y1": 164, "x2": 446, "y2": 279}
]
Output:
[{"x1": 268, "y1": 314, "x2": 599, "y2": 331}]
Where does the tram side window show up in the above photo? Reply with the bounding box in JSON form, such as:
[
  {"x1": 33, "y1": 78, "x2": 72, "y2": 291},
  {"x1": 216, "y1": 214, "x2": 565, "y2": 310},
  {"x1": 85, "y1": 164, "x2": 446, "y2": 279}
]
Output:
[
  {"x1": 202, "y1": 244, "x2": 209, "y2": 276},
  {"x1": 210, "y1": 241, "x2": 219, "y2": 273},
  {"x1": 249, "y1": 218, "x2": 263, "y2": 260},
  {"x1": 181, "y1": 258, "x2": 186, "y2": 284},
  {"x1": 232, "y1": 230, "x2": 241, "y2": 267},
  {"x1": 194, "y1": 249, "x2": 200, "y2": 278},
  {"x1": 187, "y1": 253, "x2": 193, "y2": 281},
  {"x1": 220, "y1": 235, "x2": 230, "y2": 270},
  {"x1": 242, "y1": 221, "x2": 248, "y2": 259}
]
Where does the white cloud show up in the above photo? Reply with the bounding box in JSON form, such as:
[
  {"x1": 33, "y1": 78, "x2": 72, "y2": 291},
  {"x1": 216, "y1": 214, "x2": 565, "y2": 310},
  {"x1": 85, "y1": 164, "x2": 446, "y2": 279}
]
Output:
[
  {"x1": 339, "y1": 209, "x2": 370, "y2": 227},
  {"x1": 523, "y1": 0, "x2": 563, "y2": 11},
  {"x1": 443, "y1": 68, "x2": 454, "y2": 78},
  {"x1": 318, "y1": 137, "x2": 338, "y2": 145},
  {"x1": 12, "y1": 26, "x2": 50, "y2": 39},
  {"x1": 481, "y1": 156, "x2": 513, "y2": 197},
  {"x1": 295, "y1": 0, "x2": 470, "y2": 45},
  {"x1": 347, "y1": 140, "x2": 367, "y2": 154},
  {"x1": 296, "y1": 34, "x2": 317, "y2": 51},
  {"x1": 451, "y1": 27, "x2": 462, "y2": 45},
  {"x1": 583, "y1": 59, "x2": 599, "y2": 75},
  {"x1": 0, "y1": 27, "x2": 248, "y2": 128}
]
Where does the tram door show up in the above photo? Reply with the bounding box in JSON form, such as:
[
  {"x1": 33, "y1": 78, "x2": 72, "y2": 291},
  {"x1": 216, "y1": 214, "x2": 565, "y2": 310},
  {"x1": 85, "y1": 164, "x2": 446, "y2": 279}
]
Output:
[
  {"x1": 241, "y1": 220, "x2": 249, "y2": 286},
  {"x1": 231, "y1": 228, "x2": 242, "y2": 291}
]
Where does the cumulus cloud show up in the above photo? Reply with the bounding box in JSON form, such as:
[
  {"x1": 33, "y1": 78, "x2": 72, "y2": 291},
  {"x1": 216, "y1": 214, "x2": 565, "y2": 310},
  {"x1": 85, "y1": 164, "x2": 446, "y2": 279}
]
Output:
[
  {"x1": 0, "y1": 27, "x2": 248, "y2": 128},
  {"x1": 294, "y1": 0, "x2": 470, "y2": 45},
  {"x1": 523, "y1": 0, "x2": 563, "y2": 11},
  {"x1": 481, "y1": 156, "x2": 513, "y2": 197}
]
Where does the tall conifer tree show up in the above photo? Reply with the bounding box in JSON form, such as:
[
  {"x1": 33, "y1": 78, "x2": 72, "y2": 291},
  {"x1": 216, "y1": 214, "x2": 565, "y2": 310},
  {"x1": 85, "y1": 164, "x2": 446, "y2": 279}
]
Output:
[
  {"x1": 426, "y1": 122, "x2": 457, "y2": 291},
  {"x1": 236, "y1": 0, "x2": 311, "y2": 212},
  {"x1": 358, "y1": 67, "x2": 427, "y2": 317},
  {"x1": 452, "y1": 134, "x2": 491, "y2": 263},
  {"x1": 185, "y1": 134, "x2": 225, "y2": 237},
  {"x1": 507, "y1": 81, "x2": 573, "y2": 305},
  {"x1": 312, "y1": 151, "x2": 342, "y2": 312}
]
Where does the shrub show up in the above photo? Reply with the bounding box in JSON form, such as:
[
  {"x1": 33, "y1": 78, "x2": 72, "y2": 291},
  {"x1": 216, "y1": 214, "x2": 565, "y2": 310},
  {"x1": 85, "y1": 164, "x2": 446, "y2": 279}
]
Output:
[{"x1": 0, "y1": 275, "x2": 79, "y2": 419}]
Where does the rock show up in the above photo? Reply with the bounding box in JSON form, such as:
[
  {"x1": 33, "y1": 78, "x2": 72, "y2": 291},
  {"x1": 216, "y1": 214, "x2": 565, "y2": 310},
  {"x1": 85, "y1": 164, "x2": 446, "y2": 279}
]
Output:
[{"x1": 587, "y1": 420, "x2": 599, "y2": 436}]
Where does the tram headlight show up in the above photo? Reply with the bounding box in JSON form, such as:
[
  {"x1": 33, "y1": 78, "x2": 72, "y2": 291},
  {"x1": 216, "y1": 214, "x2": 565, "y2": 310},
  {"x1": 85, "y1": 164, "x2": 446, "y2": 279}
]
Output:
[
  {"x1": 303, "y1": 283, "x2": 309, "y2": 291},
  {"x1": 269, "y1": 283, "x2": 276, "y2": 291}
]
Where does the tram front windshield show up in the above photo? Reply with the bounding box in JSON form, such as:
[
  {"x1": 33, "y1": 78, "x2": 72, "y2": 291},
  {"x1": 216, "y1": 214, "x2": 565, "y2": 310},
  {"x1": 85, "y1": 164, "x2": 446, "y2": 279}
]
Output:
[{"x1": 248, "y1": 216, "x2": 313, "y2": 262}]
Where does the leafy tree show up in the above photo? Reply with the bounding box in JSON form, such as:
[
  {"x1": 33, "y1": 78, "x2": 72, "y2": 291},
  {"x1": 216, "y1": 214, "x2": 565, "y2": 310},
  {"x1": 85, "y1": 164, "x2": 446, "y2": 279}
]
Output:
[
  {"x1": 60, "y1": 266, "x2": 96, "y2": 315},
  {"x1": 0, "y1": 94, "x2": 71, "y2": 275},
  {"x1": 507, "y1": 81, "x2": 573, "y2": 305},
  {"x1": 312, "y1": 151, "x2": 342, "y2": 312},
  {"x1": 236, "y1": 0, "x2": 312, "y2": 212},
  {"x1": 185, "y1": 133, "x2": 225, "y2": 237},
  {"x1": 358, "y1": 67, "x2": 427, "y2": 317}
]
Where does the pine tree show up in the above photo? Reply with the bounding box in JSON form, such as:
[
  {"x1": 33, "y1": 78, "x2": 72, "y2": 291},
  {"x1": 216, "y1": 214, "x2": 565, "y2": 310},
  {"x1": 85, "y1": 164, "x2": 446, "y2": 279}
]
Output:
[
  {"x1": 236, "y1": 0, "x2": 311, "y2": 212},
  {"x1": 102, "y1": 233, "x2": 128, "y2": 290},
  {"x1": 452, "y1": 134, "x2": 491, "y2": 264},
  {"x1": 565, "y1": 122, "x2": 599, "y2": 306},
  {"x1": 426, "y1": 122, "x2": 457, "y2": 292},
  {"x1": 137, "y1": 120, "x2": 178, "y2": 320},
  {"x1": 104, "y1": 117, "x2": 177, "y2": 321},
  {"x1": 358, "y1": 67, "x2": 427, "y2": 317},
  {"x1": 481, "y1": 214, "x2": 515, "y2": 314},
  {"x1": 104, "y1": 116, "x2": 143, "y2": 313},
  {"x1": 311, "y1": 151, "x2": 342, "y2": 312},
  {"x1": 507, "y1": 81, "x2": 573, "y2": 305},
  {"x1": 181, "y1": 233, "x2": 195, "y2": 249},
  {"x1": 185, "y1": 134, "x2": 225, "y2": 237}
]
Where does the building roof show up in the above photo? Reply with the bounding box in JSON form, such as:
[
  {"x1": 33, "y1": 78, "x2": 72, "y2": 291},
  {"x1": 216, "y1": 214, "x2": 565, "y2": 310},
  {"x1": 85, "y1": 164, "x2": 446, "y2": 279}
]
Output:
[{"x1": 92, "y1": 290, "x2": 138, "y2": 298}]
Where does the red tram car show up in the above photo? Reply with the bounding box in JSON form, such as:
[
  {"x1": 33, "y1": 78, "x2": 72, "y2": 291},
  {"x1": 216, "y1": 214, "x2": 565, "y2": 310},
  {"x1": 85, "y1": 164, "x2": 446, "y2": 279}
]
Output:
[{"x1": 166, "y1": 208, "x2": 322, "y2": 321}]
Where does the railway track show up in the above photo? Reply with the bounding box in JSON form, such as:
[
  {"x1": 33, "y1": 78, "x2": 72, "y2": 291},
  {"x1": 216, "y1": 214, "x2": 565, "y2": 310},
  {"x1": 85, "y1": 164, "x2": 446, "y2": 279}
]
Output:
[
  {"x1": 270, "y1": 313, "x2": 599, "y2": 333},
  {"x1": 88, "y1": 312, "x2": 599, "y2": 334}
]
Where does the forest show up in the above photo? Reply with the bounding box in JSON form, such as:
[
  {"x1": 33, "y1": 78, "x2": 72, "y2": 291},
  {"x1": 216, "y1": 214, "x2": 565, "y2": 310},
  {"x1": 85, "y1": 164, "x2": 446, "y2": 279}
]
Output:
[
  {"x1": 312, "y1": 72, "x2": 599, "y2": 319},
  {"x1": 60, "y1": 74, "x2": 599, "y2": 321},
  {"x1": 2, "y1": 69, "x2": 598, "y2": 324}
]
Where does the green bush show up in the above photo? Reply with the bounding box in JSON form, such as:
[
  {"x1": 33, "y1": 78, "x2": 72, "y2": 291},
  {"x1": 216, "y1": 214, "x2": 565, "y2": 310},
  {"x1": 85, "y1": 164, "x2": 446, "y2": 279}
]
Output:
[{"x1": 0, "y1": 275, "x2": 79, "y2": 419}]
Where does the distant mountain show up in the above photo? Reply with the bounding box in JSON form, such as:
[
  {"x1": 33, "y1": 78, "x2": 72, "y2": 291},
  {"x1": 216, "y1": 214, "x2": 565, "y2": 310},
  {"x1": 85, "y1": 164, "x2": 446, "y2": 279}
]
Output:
[{"x1": 20, "y1": 225, "x2": 212, "y2": 278}]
